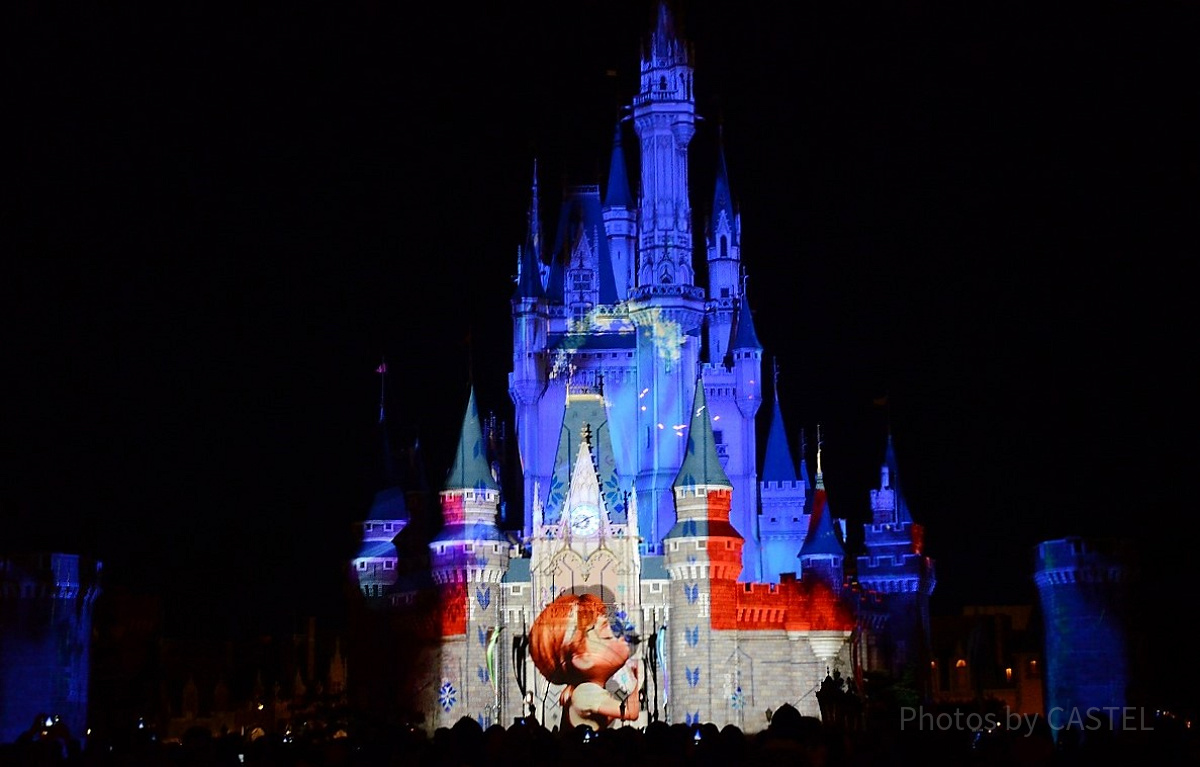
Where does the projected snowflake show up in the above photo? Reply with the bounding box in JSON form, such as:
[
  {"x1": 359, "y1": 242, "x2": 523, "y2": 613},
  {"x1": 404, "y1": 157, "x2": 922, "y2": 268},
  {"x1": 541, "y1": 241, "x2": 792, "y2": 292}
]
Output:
[{"x1": 438, "y1": 680, "x2": 457, "y2": 713}]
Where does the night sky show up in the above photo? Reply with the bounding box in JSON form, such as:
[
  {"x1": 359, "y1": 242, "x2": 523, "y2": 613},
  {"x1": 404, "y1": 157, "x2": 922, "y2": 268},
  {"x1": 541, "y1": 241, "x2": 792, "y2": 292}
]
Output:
[{"x1": 6, "y1": 1, "x2": 1195, "y2": 649}]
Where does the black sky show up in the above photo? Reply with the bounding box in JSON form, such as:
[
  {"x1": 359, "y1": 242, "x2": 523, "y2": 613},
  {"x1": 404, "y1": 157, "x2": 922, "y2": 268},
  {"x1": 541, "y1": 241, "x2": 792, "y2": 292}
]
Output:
[{"x1": 5, "y1": 2, "x2": 1196, "y2": 641}]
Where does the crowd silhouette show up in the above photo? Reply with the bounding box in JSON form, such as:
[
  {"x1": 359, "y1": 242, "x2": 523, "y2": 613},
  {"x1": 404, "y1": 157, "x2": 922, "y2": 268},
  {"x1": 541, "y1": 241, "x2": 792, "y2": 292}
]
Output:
[{"x1": 3, "y1": 700, "x2": 1196, "y2": 767}]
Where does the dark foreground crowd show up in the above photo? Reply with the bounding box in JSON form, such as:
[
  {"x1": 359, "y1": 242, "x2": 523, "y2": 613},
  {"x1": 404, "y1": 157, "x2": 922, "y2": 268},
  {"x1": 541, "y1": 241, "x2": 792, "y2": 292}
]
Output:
[{"x1": 4, "y1": 703, "x2": 1197, "y2": 767}]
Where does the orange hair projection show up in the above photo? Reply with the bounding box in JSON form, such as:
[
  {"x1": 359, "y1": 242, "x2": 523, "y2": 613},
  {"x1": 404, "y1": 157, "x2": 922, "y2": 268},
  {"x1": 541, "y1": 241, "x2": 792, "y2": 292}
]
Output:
[{"x1": 528, "y1": 592, "x2": 608, "y2": 685}]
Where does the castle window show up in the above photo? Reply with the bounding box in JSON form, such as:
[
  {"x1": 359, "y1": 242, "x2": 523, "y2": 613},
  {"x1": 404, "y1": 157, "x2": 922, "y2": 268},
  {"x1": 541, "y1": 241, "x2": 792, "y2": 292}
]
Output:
[
  {"x1": 720, "y1": 237, "x2": 728, "y2": 259},
  {"x1": 364, "y1": 523, "x2": 373, "y2": 531},
  {"x1": 955, "y1": 659, "x2": 966, "y2": 668},
  {"x1": 1005, "y1": 667, "x2": 1013, "y2": 681},
  {"x1": 384, "y1": 561, "x2": 394, "y2": 570}
]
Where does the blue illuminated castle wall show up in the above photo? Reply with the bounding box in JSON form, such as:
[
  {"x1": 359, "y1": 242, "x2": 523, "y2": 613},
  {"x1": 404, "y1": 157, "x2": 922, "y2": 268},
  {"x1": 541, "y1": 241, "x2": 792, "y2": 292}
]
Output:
[
  {"x1": 0, "y1": 553, "x2": 101, "y2": 744},
  {"x1": 1033, "y1": 537, "x2": 1141, "y2": 727},
  {"x1": 348, "y1": 2, "x2": 936, "y2": 733}
]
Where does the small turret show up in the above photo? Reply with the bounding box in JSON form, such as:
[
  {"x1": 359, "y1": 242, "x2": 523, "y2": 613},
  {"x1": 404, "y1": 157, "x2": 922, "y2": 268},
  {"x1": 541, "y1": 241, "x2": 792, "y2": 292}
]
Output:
[
  {"x1": 665, "y1": 377, "x2": 742, "y2": 724},
  {"x1": 511, "y1": 162, "x2": 549, "y2": 411},
  {"x1": 602, "y1": 121, "x2": 636, "y2": 300},
  {"x1": 730, "y1": 286, "x2": 763, "y2": 419},
  {"x1": 705, "y1": 127, "x2": 742, "y2": 363},
  {"x1": 351, "y1": 362, "x2": 408, "y2": 598},
  {"x1": 855, "y1": 432, "x2": 936, "y2": 682},
  {"x1": 429, "y1": 387, "x2": 510, "y2": 728},
  {"x1": 431, "y1": 386, "x2": 506, "y2": 577},
  {"x1": 798, "y1": 432, "x2": 845, "y2": 594},
  {"x1": 759, "y1": 363, "x2": 808, "y2": 582}
]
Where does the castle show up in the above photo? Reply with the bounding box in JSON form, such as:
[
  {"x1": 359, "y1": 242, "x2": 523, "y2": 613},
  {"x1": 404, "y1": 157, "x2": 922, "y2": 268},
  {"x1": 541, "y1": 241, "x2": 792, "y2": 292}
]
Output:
[
  {"x1": 0, "y1": 553, "x2": 102, "y2": 744},
  {"x1": 348, "y1": 2, "x2": 935, "y2": 735}
]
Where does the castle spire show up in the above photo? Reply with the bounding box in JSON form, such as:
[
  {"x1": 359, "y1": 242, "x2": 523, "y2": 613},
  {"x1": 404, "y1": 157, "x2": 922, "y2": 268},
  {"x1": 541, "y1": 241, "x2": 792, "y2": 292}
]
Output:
[
  {"x1": 707, "y1": 123, "x2": 737, "y2": 245},
  {"x1": 731, "y1": 278, "x2": 761, "y2": 351},
  {"x1": 632, "y1": 0, "x2": 696, "y2": 290},
  {"x1": 814, "y1": 424, "x2": 825, "y2": 491},
  {"x1": 602, "y1": 119, "x2": 637, "y2": 300},
  {"x1": 673, "y1": 378, "x2": 731, "y2": 489},
  {"x1": 444, "y1": 387, "x2": 500, "y2": 494},
  {"x1": 604, "y1": 121, "x2": 633, "y2": 209},
  {"x1": 881, "y1": 433, "x2": 912, "y2": 525},
  {"x1": 368, "y1": 358, "x2": 406, "y2": 521},
  {"x1": 761, "y1": 360, "x2": 798, "y2": 483},
  {"x1": 513, "y1": 160, "x2": 545, "y2": 301}
]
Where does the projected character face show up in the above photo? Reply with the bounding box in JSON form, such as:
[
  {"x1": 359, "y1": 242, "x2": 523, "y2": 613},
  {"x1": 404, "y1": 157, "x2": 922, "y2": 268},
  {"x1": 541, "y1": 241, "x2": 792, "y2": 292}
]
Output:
[
  {"x1": 573, "y1": 612, "x2": 629, "y2": 679},
  {"x1": 528, "y1": 592, "x2": 640, "y2": 731}
]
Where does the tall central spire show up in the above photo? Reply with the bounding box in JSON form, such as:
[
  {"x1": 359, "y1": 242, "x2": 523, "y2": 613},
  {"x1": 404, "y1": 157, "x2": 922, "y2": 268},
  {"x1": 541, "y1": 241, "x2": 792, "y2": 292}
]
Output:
[{"x1": 632, "y1": 0, "x2": 696, "y2": 290}]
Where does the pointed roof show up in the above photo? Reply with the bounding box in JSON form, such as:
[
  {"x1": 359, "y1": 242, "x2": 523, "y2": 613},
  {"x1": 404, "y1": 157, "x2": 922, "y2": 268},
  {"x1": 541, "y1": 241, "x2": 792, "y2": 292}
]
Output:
[
  {"x1": 443, "y1": 387, "x2": 500, "y2": 493},
  {"x1": 565, "y1": 432, "x2": 603, "y2": 514},
  {"x1": 798, "y1": 428, "x2": 814, "y2": 513},
  {"x1": 604, "y1": 122, "x2": 633, "y2": 209},
  {"x1": 882, "y1": 434, "x2": 913, "y2": 525},
  {"x1": 800, "y1": 491, "x2": 844, "y2": 558},
  {"x1": 732, "y1": 290, "x2": 762, "y2": 350},
  {"x1": 546, "y1": 186, "x2": 618, "y2": 305},
  {"x1": 513, "y1": 161, "x2": 545, "y2": 301},
  {"x1": 673, "y1": 379, "x2": 732, "y2": 489},
  {"x1": 547, "y1": 391, "x2": 628, "y2": 525},
  {"x1": 513, "y1": 241, "x2": 545, "y2": 301},
  {"x1": 762, "y1": 387, "x2": 798, "y2": 483},
  {"x1": 801, "y1": 433, "x2": 842, "y2": 557},
  {"x1": 367, "y1": 366, "x2": 408, "y2": 522},
  {"x1": 707, "y1": 127, "x2": 736, "y2": 241},
  {"x1": 649, "y1": 0, "x2": 682, "y2": 58}
]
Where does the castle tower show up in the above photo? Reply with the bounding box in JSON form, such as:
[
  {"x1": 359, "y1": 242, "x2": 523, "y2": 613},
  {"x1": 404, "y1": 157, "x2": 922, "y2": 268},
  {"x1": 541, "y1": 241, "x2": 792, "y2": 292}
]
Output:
[
  {"x1": 664, "y1": 378, "x2": 742, "y2": 725},
  {"x1": 349, "y1": 363, "x2": 407, "y2": 600},
  {"x1": 428, "y1": 387, "x2": 511, "y2": 729},
  {"x1": 1033, "y1": 536, "x2": 1140, "y2": 735},
  {"x1": 602, "y1": 122, "x2": 636, "y2": 301},
  {"x1": 798, "y1": 438, "x2": 845, "y2": 595},
  {"x1": 704, "y1": 128, "x2": 741, "y2": 366},
  {"x1": 627, "y1": 0, "x2": 707, "y2": 544},
  {"x1": 855, "y1": 434, "x2": 937, "y2": 685},
  {"x1": 510, "y1": 162, "x2": 551, "y2": 536},
  {"x1": 759, "y1": 366, "x2": 809, "y2": 582},
  {"x1": 0, "y1": 552, "x2": 102, "y2": 744},
  {"x1": 723, "y1": 289, "x2": 763, "y2": 578}
]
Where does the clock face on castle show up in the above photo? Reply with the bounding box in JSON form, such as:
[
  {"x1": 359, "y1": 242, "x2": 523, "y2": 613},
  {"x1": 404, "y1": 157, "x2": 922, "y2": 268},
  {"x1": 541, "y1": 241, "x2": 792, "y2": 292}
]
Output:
[{"x1": 569, "y1": 502, "x2": 601, "y2": 536}]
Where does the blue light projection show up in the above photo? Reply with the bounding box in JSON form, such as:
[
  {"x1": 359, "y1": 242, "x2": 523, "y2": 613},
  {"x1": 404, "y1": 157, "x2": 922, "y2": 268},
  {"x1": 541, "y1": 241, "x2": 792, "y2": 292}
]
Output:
[{"x1": 438, "y1": 680, "x2": 457, "y2": 713}]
